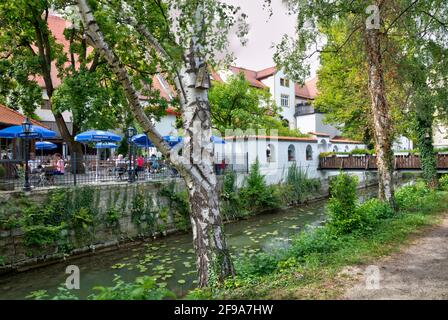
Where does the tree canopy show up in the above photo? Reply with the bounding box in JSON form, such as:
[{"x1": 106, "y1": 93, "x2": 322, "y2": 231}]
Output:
[{"x1": 209, "y1": 73, "x2": 305, "y2": 137}]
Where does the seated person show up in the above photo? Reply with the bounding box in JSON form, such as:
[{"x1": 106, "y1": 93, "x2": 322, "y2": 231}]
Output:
[
  {"x1": 28, "y1": 153, "x2": 42, "y2": 174},
  {"x1": 150, "y1": 154, "x2": 159, "y2": 172},
  {"x1": 53, "y1": 153, "x2": 65, "y2": 175},
  {"x1": 115, "y1": 154, "x2": 127, "y2": 178}
]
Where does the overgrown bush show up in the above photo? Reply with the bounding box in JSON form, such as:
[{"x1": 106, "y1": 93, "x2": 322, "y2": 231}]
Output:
[
  {"x1": 327, "y1": 173, "x2": 360, "y2": 234},
  {"x1": 235, "y1": 252, "x2": 281, "y2": 277},
  {"x1": 289, "y1": 226, "x2": 342, "y2": 259},
  {"x1": 159, "y1": 182, "x2": 190, "y2": 231},
  {"x1": 220, "y1": 171, "x2": 247, "y2": 220},
  {"x1": 439, "y1": 174, "x2": 448, "y2": 191},
  {"x1": 284, "y1": 163, "x2": 321, "y2": 204},
  {"x1": 394, "y1": 180, "x2": 431, "y2": 211},
  {"x1": 358, "y1": 198, "x2": 394, "y2": 221},
  {"x1": 239, "y1": 159, "x2": 280, "y2": 212}
]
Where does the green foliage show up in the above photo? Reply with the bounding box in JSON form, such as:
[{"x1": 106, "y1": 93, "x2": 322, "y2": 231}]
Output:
[
  {"x1": 327, "y1": 173, "x2": 360, "y2": 234},
  {"x1": 439, "y1": 175, "x2": 448, "y2": 191},
  {"x1": 239, "y1": 159, "x2": 280, "y2": 212},
  {"x1": 358, "y1": 198, "x2": 394, "y2": 223},
  {"x1": 236, "y1": 252, "x2": 280, "y2": 277},
  {"x1": 71, "y1": 207, "x2": 93, "y2": 231},
  {"x1": 22, "y1": 224, "x2": 64, "y2": 247},
  {"x1": 27, "y1": 275, "x2": 175, "y2": 300},
  {"x1": 0, "y1": 165, "x2": 5, "y2": 178},
  {"x1": 394, "y1": 181, "x2": 432, "y2": 211},
  {"x1": 159, "y1": 182, "x2": 190, "y2": 231},
  {"x1": 210, "y1": 183, "x2": 447, "y2": 299},
  {"x1": 105, "y1": 207, "x2": 120, "y2": 226},
  {"x1": 284, "y1": 163, "x2": 321, "y2": 204},
  {"x1": 209, "y1": 73, "x2": 278, "y2": 133},
  {"x1": 220, "y1": 171, "x2": 247, "y2": 220},
  {"x1": 131, "y1": 189, "x2": 157, "y2": 233},
  {"x1": 89, "y1": 275, "x2": 175, "y2": 300},
  {"x1": 319, "y1": 149, "x2": 374, "y2": 158}
]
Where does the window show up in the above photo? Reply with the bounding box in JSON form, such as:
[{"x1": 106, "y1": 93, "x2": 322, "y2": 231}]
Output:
[
  {"x1": 333, "y1": 145, "x2": 338, "y2": 152},
  {"x1": 280, "y1": 78, "x2": 290, "y2": 87},
  {"x1": 306, "y1": 145, "x2": 313, "y2": 160},
  {"x1": 344, "y1": 145, "x2": 349, "y2": 152},
  {"x1": 280, "y1": 94, "x2": 290, "y2": 108},
  {"x1": 288, "y1": 144, "x2": 296, "y2": 161},
  {"x1": 41, "y1": 99, "x2": 51, "y2": 110},
  {"x1": 281, "y1": 118, "x2": 289, "y2": 128},
  {"x1": 267, "y1": 144, "x2": 276, "y2": 162}
]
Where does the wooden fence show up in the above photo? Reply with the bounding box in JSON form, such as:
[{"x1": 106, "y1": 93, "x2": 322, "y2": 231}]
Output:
[{"x1": 319, "y1": 154, "x2": 448, "y2": 171}]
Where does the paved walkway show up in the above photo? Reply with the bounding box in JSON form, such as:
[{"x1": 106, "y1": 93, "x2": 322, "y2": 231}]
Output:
[{"x1": 344, "y1": 214, "x2": 448, "y2": 299}]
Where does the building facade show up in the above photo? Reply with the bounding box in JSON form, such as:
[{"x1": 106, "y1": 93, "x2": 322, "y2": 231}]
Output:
[{"x1": 215, "y1": 66, "x2": 342, "y2": 138}]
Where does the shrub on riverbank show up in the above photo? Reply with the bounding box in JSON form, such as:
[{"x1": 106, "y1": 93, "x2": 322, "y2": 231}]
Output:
[
  {"x1": 239, "y1": 159, "x2": 281, "y2": 212},
  {"x1": 284, "y1": 163, "x2": 321, "y2": 204},
  {"x1": 439, "y1": 174, "x2": 448, "y2": 191},
  {"x1": 206, "y1": 178, "x2": 448, "y2": 299},
  {"x1": 327, "y1": 173, "x2": 360, "y2": 234}
]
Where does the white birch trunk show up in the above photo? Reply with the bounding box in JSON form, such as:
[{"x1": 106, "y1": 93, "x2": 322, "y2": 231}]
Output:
[{"x1": 77, "y1": 0, "x2": 234, "y2": 287}]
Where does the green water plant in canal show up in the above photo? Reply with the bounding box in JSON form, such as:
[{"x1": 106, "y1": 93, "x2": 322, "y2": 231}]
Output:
[
  {"x1": 27, "y1": 275, "x2": 176, "y2": 300},
  {"x1": 284, "y1": 162, "x2": 321, "y2": 204},
  {"x1": 239, "y1": 158, "x2": 281, "y2": 212}
]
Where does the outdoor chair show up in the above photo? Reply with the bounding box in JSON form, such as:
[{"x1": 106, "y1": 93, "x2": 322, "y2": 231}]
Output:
[{"x1": 115, "y1": 165, "x2": 127, "y2": 181}]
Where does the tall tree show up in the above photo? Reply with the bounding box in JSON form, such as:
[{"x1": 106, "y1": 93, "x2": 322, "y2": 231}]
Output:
[
  {"x1": 209, "y1": 73, "x2": 303, "y2": 136},
  {"x1": 274, "y1": 0, "x2": 448, "y2": 206},
  {"x1": 0, "y1": 0, "x2": 129, "y2": 171},
  {"x1": 76, "y1": 0, "x2": 248, "y2": 287}
]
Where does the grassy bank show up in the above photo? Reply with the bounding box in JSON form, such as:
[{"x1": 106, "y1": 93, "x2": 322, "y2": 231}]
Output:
[{"x1": 187, "y1": 177, "x2": 448, "y2": 300}]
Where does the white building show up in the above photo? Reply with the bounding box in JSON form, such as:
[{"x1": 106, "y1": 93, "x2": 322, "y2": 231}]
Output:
[
  {"x1": 224, "y1": 133, "x2": 366, "y2": 185},
  {"x1": 215, "y1": 66, "x2": 341, "y2": 138}
]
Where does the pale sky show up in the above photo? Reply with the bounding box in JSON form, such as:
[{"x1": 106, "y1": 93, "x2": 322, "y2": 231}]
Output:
[{"x1": 225, "y1": 0, "x2": 319, "y2": 76}]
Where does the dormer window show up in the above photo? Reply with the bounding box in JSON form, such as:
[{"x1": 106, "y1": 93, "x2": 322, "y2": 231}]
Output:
[{"x1": 280, "y1": 78, "x2": 290, "y2": 87}]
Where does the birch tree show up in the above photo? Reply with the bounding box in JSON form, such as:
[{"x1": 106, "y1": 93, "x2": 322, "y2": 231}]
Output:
[
  {"x1": 75, "y1": 0, "x2": 248, "y2": 287},
  {"x1": 274, "y1": 0, "x2": 448, "y2": 206}
]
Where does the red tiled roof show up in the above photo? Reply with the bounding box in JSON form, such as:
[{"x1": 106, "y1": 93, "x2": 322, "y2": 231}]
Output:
[
  {"x1": 225, "y1": 135, "x2": 317, "y2": 142},
  {"x1": 309, "y1": 131, "x2": 330, "y2": 137},
  {"x1": 229, "y1": 67, "x2": 267, "y2": 89},
  {"x1": 256, "y1": 66, "x2": 277, "y2": 80},
  {"x1": 0, "y1": 104, "x2": 47, "y2": 127},
  {"x1": 295, "y1": 77, "x2": 318, "y2": 99},
  {"x1": 35, "y1": 15, "x2": 175, "y2": 116},
  {"x1": 210, "y1": 70, "x2": 223, "y2": 82},
  {"x1": 330, "y1": 136, "x2": 362, "y2": 144},
  {"x1": 33, "y1": 15, "x2": 92, "y2": 88}
]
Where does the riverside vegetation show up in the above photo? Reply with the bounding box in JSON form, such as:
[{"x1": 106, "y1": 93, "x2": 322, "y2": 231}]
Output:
[{"x1": 23, "y1": 166, "x2": 448, "y2": 300}]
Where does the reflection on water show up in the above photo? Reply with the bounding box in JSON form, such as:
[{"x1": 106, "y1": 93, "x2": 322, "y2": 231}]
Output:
[{"x1": 0, "y1": 186, "x2": 380, "y2": 299}]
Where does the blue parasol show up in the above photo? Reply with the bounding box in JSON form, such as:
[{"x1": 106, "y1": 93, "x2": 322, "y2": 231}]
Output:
[
  {"x1": 0, "y1": 125, "x2": 56, "y2": 139},
  {"x1": 74, "y1": 130, "x2": 121, "y2": 143},
  {"x1": 211, "y1": 136, "x2": 225, "y2": 144},
  {"x1": 131, "y1": 134, "x2": 182, "y2": 148},
  {"x1": 35, "y1": 141, "x2": 57, "y2": 150},
  {"x1": 95, "y1": 142, "x2": 118, "y2": 149}
]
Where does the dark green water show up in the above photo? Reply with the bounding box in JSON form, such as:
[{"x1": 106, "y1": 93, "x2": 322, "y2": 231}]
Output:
[{"x1": 0, "y1": 187, "x2": 379, "y2": 299}]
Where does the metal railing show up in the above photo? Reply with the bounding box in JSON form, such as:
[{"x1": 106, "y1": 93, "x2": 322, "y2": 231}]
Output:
[{"x1": 0, "y1": 152, "x2": 249, "y2": 191}]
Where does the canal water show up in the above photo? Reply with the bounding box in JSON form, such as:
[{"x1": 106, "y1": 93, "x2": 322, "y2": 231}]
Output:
[{"x1": 0, "y1": 187, "x2": 379, "y2": 299}]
